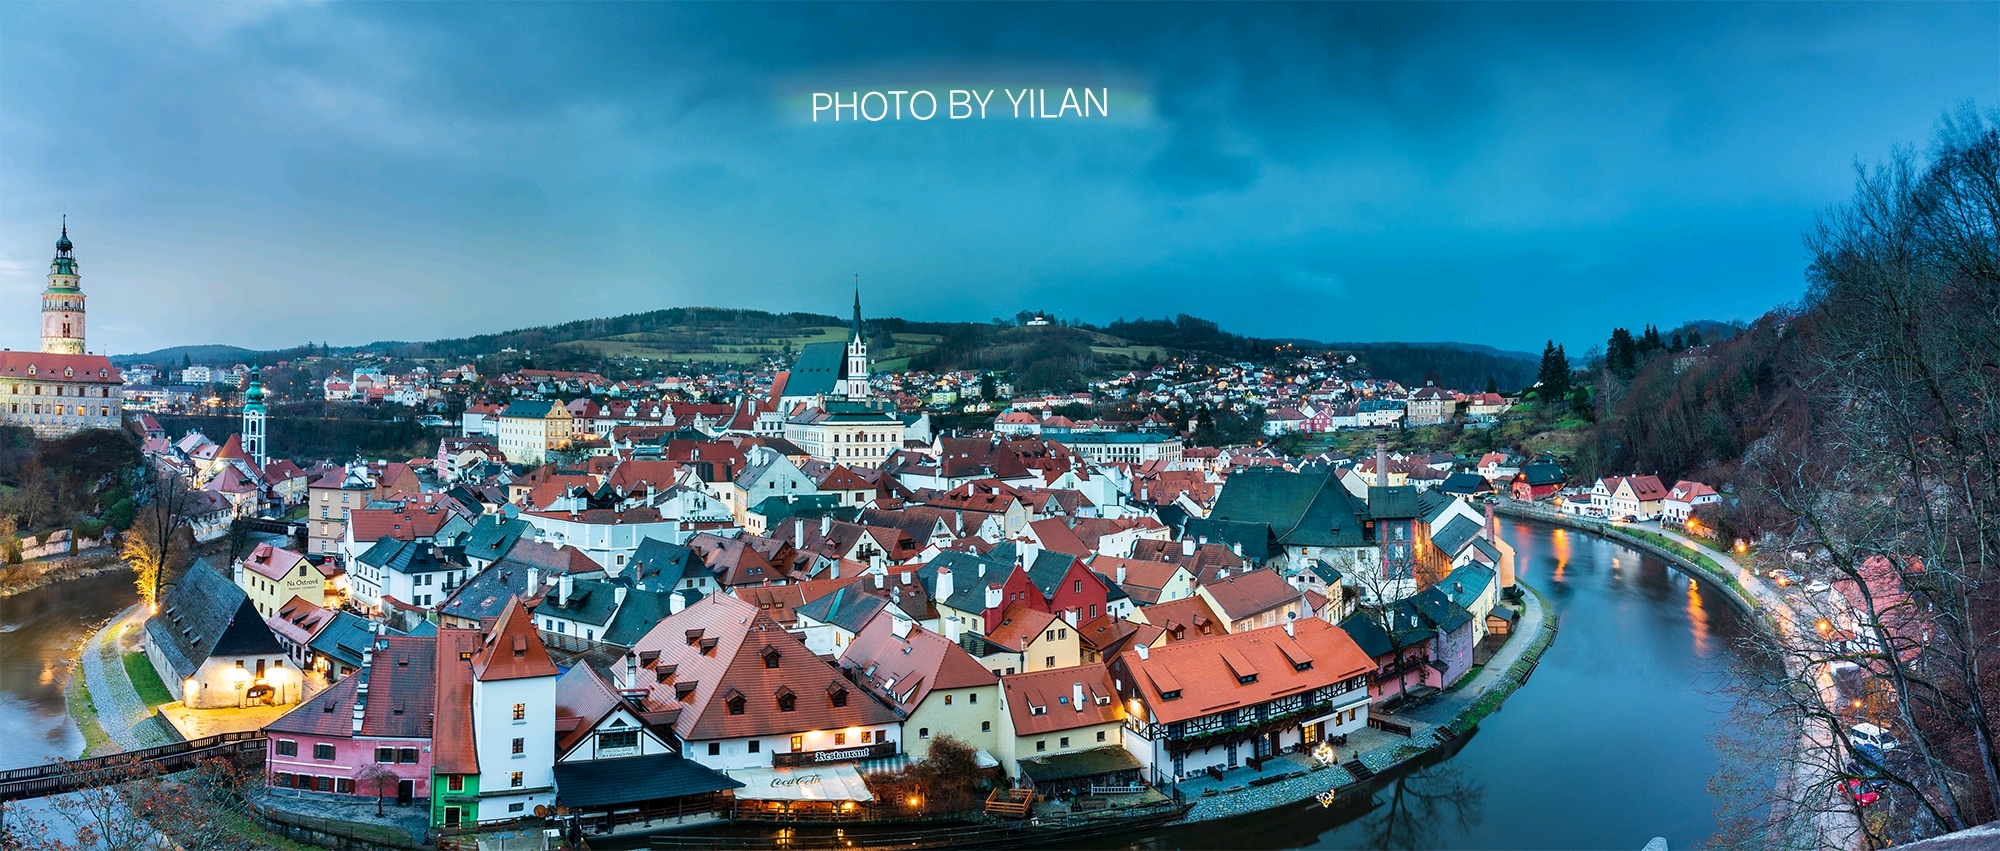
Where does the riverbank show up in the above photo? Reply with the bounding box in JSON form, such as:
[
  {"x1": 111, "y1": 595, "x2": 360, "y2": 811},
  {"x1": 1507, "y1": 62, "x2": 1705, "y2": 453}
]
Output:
[
  {"x1": 1493, "y1": 501, "x2": 1764, "y2": 616},
  {"x1": 0, "y1": 550, "x2": 125, "y2": 599},
  {"x1": 1161, "y1": 578, "x2": 1557, "y2": 825}
]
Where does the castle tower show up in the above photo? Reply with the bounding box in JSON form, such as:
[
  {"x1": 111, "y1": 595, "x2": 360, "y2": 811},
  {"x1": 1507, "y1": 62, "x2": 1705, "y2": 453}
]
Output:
[
  {"x1": 42, "y1": 218, "x2": 86, "y2": 355},
  {"x1": 841, "y1": 279, "x2": 870, "y2": 400},
  {"x1": 243, "y1": 368, "x2": 268, "y2": 468}
]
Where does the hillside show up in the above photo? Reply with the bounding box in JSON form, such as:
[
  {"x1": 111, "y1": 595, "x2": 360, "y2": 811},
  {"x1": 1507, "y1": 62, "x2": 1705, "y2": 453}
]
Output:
[{"x1": 111, "y1": 306, "x2": 1544, "y2": 393}]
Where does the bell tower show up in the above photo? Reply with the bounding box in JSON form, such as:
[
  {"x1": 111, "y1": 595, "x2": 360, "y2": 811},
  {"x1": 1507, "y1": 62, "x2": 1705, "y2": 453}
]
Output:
[
  {"x1": 243, "y1": 368, "x2": 268, "y2": 468},
  {"x1": 42, "y1": 218, "x2": 86, "y2": 355}
]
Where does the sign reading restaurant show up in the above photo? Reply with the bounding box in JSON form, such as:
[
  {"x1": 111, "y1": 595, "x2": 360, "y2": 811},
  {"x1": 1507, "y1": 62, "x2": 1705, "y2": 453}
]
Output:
[{"x1": 771, "y1": 741, "x2": 896, "y2": 768}]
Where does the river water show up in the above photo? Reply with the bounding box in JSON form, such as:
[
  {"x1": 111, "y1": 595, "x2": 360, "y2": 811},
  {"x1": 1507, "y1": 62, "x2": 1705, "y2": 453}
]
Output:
[
  {"x1": 1116, "y1": 520, "x2": 1779, "y2": 850},
  {"x1": 0, "y1": 527, "x2": 1770, "y2": 849},
  {"x1": 0, "y1": 570, "x2": 136, "y2": 770}
]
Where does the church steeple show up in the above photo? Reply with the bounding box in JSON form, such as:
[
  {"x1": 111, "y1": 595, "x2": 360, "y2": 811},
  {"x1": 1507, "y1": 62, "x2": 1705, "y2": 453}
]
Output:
[
  {"x1": 842, "y1": 276, "x2": 869, "y2": 400},
  {"x1": 42, "y1": 218, "x2": 86, "y2": 355}
]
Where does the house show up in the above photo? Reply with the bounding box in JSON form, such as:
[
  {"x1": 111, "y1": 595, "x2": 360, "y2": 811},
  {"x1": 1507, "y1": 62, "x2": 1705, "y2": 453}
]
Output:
[
  {"x1": 1086, "y1": 557, "x2": 1195, "y2": 607},
  {"x1": 792, "y1": 585, "x2": 890, "y2": 657},
  {"x1": 621, "y1": 593, "x2": 904, "y2": 773},
  {"x1": 1131, "y1": 595, "x2": 1228, "y2": 644},
  {"x1": 1339, "y1": 601, "x2": 1450, "y2": 703},
  {"x1": 545, "y1": 662, "x2": 743, "y2": 827},
  {"x1": 234, "y1": 543, "x2": 334, "y2": 618},
  {"x1": 1510, "y1": 459, "x2": 1566, "y2": 502},
  {"x1": 1661, "y1": 480, "x2": 1721, "y2": 526},
  {"x1": 1195, "y1": 568, "x2": 1312, "y2": 633},
  {"x1": 997, "y1": 664, "x2": 1138, "y2": 794},
  {"x1": 986, "y1": 604, "x2": 1081, "y2": 673},
  {"x1": 146, "y1": 560, "x2": 301, "y2": 709},
  {"x1": 496, "y1": 400, "x2": 574, "y2": 465},
  {"x1": 1112, "y1": 618, "x2": 1373, "y2": 783},
  {"x1": 1591, "y1": 475, "x2": 1668, "y2": 521},
  {"x1": 350, "y1": 539, "x2": 469, "y2": 612},
  {"x1": 452, "y1": 601, "x2": 563, "y2": 824},
  {"x1": 837, "y1": 611, "x2": 1001, "y2": 761},
  {"x1": 1436, "y1": 473, "x2": 1492, "y2": 499},
  {"x1": 264, "y1": 633, "x2": 436, "y2": 803}
]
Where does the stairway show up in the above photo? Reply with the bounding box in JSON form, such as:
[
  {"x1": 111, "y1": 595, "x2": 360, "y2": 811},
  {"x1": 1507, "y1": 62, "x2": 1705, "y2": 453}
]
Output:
[{"x1": 1342, "y1": 760, "x2": 1374, "y2": 780}]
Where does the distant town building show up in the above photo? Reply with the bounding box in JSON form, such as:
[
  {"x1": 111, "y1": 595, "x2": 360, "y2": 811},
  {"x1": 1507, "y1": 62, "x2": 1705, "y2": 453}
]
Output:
[{"x1": 0, "y1": 221, "x2": 124, "y2": 437}]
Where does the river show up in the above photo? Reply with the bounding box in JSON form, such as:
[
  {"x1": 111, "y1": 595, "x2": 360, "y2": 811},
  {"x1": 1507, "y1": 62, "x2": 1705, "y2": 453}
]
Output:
[
  {"x1": 1112, "y1": 520, "x2": 1779, "y2": 850},
  {"x1": 0, "y1": 570, "x2": 137, "y2": 770}
]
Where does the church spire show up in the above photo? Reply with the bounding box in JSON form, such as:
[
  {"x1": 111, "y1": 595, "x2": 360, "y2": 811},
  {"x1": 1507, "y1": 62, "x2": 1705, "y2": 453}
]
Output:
[
  {"x1": 42, "y1": 218, "x2": 86, "y2": 355},
  {"x1": 850, "y1": 274, "x2": 863, "y2": 342}
]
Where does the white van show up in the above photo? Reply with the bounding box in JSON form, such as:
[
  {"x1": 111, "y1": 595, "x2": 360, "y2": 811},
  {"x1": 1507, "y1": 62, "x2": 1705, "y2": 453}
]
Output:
[{"x1": 1852, "y1": 722, "x2": 1900, "y2": 751}]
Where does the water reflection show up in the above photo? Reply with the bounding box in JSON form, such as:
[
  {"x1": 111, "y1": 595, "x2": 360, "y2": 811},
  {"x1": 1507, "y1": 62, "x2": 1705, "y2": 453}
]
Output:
[{"x1": 1347, "y1": 765, "x2": 1486, "y2": 851}]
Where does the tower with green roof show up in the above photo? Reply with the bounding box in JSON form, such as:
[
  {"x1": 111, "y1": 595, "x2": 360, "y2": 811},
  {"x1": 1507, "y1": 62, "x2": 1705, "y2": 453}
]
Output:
[
  {"x1": 42, "y1": 218, "x2": 86, "y2": 355},
  {"x1": 243, "y1": 368, "x2": 268, "y2": 468}
]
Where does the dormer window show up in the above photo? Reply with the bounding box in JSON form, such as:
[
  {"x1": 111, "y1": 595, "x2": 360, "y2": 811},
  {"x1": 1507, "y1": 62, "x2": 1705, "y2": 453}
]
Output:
[
  {"x1": 727, "y1": 694, "x2": 746, "y2": 715},
  {"x1": 776, "y1": 686, "x2": 796, "y2": 712},
  {"x1": 1237, "y1": 673, "x2": 1257, "y2": 684},
  {"x1": 1160, "y1": 689, "x2": 1182, "y2": 701},
  {"x1": 762, "y1": 647, "x2": 781, "y2": 669}
]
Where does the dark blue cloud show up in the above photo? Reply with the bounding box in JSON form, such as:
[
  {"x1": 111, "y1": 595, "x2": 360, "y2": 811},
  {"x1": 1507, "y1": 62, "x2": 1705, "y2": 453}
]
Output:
[{"x1": 0, "y1": 1, "x2": 1993, "y2": 355}]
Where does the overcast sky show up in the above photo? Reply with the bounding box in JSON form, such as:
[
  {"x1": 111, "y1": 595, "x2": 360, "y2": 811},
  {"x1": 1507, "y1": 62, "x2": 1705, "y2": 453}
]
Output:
[{"x1": 3, "y1": 2, "x2": 1995, "y2": 356}]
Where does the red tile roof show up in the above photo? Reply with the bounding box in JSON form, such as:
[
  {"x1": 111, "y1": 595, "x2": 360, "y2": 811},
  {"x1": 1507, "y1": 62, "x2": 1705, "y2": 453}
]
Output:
[
  {"x1": 1115, "y1": 618, "x2": 1372, "y2": 724},
  {"x1": 1002, "y1": 663, "x2": 1123, "y2": 736},
  {"x1": 0, "y1": 351, "x2": 120, "y2": 384},
  {"x1": 431, "y1": 627, "x2": 484, "y2": 774},
  {"x1": 839, "y1": 614, "x2": 996, "y2": 713},
  {"x1": 985, "y1": 604, "x2": 1059, "y2": 653},
  {"x1": 1198, "y1": 568, "x2": 1305, "y2": 623},
  {"x1": 472, "y1": 600, "x2": 560, "y2": 682}
]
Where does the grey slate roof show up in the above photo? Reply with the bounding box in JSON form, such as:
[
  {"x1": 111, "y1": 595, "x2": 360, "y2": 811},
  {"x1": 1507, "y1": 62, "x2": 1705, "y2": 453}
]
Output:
[
  {"x1": 1025, "y1": 550, "x2": 1081, "y2": 599},
  {"x1": 536, "y1": 577, "x2": 623, "y2": 628},
  {"x1": 1206, "y1": 467, "x2": 1372, "y2": 550},
  {"x1": 786, "y1": 342, "x2": 847, "y2": 400},
  {"x1": 1438, "y1": 473, "x2": 1490, "y2": 496},
  {"x1": 1440, "y1": 564, "x2": 1496, "y2": 612},
  {"x1": 1430, "y1": 515, "x2": 1485, "y2": 558},
  {"x1": 308, "y1": 610, "x2": 391, "y2": 670},
  {"x1": 915, "y1": 546, "x2": 1016, "y2": 614},
  {"x1": 1367, "y1": 485, "x2": 1422, "y2": 520},
  {"x1": 600, "y1": 587, "x2": 683, "y2": 647},
  {"x1": 1406, "y1": 585, "x2": 1474, "y2": 635},
  {"x1": 148, "y1": 559, "x2": 285, "y2": 680},
  {"x1": 553, "y1": 753, "x2": 741, "y2": 807},
  {"x1": 463, "y1": 513, "x2": 531, "y2": 564},
  {"x1": 628, "y1": 538, "x2": 700, "y2": 592},
  {"x1": 795, "y1": 585, "x2": 890, "y2": 633},
  {"x1": 1338, "y1": 607, "x2": 1436, "y2": 659}
]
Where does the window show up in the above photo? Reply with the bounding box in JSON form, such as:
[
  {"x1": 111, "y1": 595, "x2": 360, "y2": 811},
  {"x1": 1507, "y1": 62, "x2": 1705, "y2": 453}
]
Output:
[
  {"x1": 1045, "y1": 656, "x2": 1055, "y2": 668},
  {"x1": 599, "y1": 730, "x2": 639, "y2": 752},
  {"x1": 1074, "y1": 579, "x2": 1083, "y2": 594},
  {"x1": 777, "y1": 693, "x2": 796, "y2": 712},
  {"x1": 727, "y1": 695, "x2": 746, "y2": 715},
  {"x1": 834, "y1": 733, "x2": 846, "y2": 746},
  {"x1": 919, "y1": 727, "x2": 930, "y2": 739},
  {"x1": 509, "y1": 772, "x2": 523, "y2": 788},
  {"x1": 275, "y1": 740, "x2": 297, "y2": 757},
  {"x1": 747, "y1": 740, "x2": 760, "y2": 753},
  {"x1": 981, "y1": 721, "x2": 991, "y2": 732},
  {"x1": 860, "y1": 730, "x2": 872, "y2": 744},
  {"x1": 508, "y1": 802, "x2": 525, "y2": 813},
  {"x1": 336, "y1": 777, "x2": 354, "y2": 794},
  {"x1": 969, "y1": 693, "x2": 977, "y2": 703},
  {"x1": 512, "y1": 703, "x2": 526, "y2": 721},
  {"x1": 707, "y1": 742, "x2": 721, "y2": 756},
  {"x1": 1096, "y1": 731, "x2": 1107, "y2": 742},
  {"x1": 943, "y1": 694, "x2": 952, "y2": 705},
  {"x1": 376, "y1": 747, "x2": 395, "y2": 763},
  {"x1": 447, "y1": 775, "x2": 464, "y2": 792},
  {"x1": 1060, "y1": 736, "x2": 1070, "y2": 747},
  {"x1": 399, "y1": 748, "x2": 419, "y2": 763},
  {"x1": 791, "y1": 736, "x2": 803, "y2": 751},
  {"x1": 313, "y1": 743, "x2": 335, "y2": 761},
  {"x1": 511, "y1": 737, "x2": 525, "y2": 756},
  {"x1": 1036, "y1": 740, "x2": 1047, "y2": 752}
]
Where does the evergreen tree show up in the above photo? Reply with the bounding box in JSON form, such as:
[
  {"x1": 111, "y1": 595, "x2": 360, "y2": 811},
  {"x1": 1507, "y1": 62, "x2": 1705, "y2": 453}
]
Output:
[
  {"x1": 1536, "y1": 341, "x2": 1572, "y2": 403},
  {"x1": 1607, "y1": 328, "x2": 1639, "y2": 379},
  {"x1": 1485, "y1": 375, "x2": 1499, "y2": 394},
  {"x1": 1669, "y1": 331, "x2": 1684, "y2": 351}
]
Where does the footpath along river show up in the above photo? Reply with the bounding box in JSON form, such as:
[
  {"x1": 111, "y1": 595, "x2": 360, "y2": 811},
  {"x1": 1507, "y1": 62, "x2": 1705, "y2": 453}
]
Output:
[{"x1": 1110, "y1": 520, "x2": 1780, "y2": 850}]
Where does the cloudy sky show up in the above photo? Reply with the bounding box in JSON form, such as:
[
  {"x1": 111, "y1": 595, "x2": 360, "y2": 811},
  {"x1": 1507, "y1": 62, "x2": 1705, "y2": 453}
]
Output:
[{"x1": 2, "y1": 2, "x2": 1994, "y2": 356}]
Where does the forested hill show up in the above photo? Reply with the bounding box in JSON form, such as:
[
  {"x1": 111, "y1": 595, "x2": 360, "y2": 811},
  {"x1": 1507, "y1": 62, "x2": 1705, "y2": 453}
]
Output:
[{"x1": 118, "y1": 306, "x2": 1540, "y2": 393}]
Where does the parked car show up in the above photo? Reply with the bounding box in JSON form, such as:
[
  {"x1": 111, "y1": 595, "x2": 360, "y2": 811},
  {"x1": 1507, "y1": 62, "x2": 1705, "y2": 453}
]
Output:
[
  {"x1": 1805, "y1": 580, "x2": 1831, "y2": 595},
  {"x1": 1840, "y1": 778, "x2": 1882, "y2": 807},
  {"x1": 1852, "y1": 723, "x2": 1901, "y2": 752}
]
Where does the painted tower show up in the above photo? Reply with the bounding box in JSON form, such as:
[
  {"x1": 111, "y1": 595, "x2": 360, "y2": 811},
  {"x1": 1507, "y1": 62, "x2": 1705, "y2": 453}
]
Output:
[
  {"x1": 42, "y1": 219, "x2": 86, "y2": 355},
  {"x1": 243, "y1": 368, "x2": 268, "y2": 468},
  {"x1": 840, "y1": 281, "x2": 870, "y2": 399}
]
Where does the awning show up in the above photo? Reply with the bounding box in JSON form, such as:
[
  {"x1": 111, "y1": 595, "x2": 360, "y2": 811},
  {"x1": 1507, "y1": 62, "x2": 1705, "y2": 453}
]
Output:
[
  {"x1": 1489, "y1": 606, "x2": 1520, "y2": 623},
  {"x1": 727, "y1": 764, "x2": 876, "y2": 803},
  {"x1": 1017, "y1": 746, "x2": 1143, "y2": 783},
  {"x1": 553, "y1": 753, "x2": 743, "y2": 808},
  {"x1": 974, "y1": 749, "x2": 1000, "y2": 769}
]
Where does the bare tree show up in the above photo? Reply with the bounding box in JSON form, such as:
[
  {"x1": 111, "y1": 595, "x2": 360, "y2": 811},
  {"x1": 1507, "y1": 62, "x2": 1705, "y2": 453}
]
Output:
[
  {"x1": 124, "y1": 467, "x2": 198, "y2": 613},
  {"x1": 1731, "y1": 104, "x2": 2000, "y2": 847},
  {"x1": 356, "y1": 763, "x2": 399, "y2": 817}
]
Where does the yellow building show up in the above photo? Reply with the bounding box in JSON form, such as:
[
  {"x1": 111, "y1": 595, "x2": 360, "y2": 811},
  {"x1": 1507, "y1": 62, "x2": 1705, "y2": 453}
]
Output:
[
  {"x1": 234, "y1": 543, "x2": 334, "y2": 617},
  {"x1": 497, "y1": 400, "x2": 573, "y2": 465}
]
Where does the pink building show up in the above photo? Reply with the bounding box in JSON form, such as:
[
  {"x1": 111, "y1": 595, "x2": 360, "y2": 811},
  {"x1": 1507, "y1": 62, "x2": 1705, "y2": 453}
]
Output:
[{"x1": 264, "y1": 633, "x2": 436, "y2": 803}]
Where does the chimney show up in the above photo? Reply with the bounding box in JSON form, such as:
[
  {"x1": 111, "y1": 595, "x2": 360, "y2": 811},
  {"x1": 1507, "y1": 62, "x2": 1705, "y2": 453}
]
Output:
[
  {"x1": 944, "y1": 618, "x2": 961, "y2": 641},
  {"x1": 1232, "y1": 541, "x2": 1243, "y2": 557},
  {"x1": 1484, "y1": 502, "x2": 1499, "y2": 540},
  {"x1": 527, "y1": 568, "x2": 540, "y2": 595},
  {"x1": 1135, "y1": 644, "x2": 1149, "y2": 660},
  {"x1": 1284, "y1": 619, "x2": 1295, "y2": 638},
  {"x1": 1181, "y1": 537, "x2": 1195, "y2": 557},
  {"x1": 820, "y1": 515, "x2": 832, "y2": 536},
  {"x1": 984, "y1": 583, "x2": 1003, "y2": 612},
  {"x1": 1064, "y1": 608, "x2": 1079, "y2": 626},
  {"x1": 874, "y1": 572, "x2": 885, "y2": 589},
  {"x1": 1376, "y1": 435, "x2": 1390, "y2": 485},
  {"x1": 936, "y1": 566, "x2": 954, "y2": 604},
  {"x1": 1115, "y1": 563, "x2": 1127, "y2": 585},
  {"x1": 624, "y1": 651, "x2": 637, "y2": 688},
  {"x1": 795, "y1": 522, "x2": 805, "y2": 551},
  {"x1": 615, "y1": 585, "x2": 628, "y2": 606},
  {"x1": 560, "y1": 573, "x2": 574, "y2": 606},
  {"x1": 1072, "y1": 682, "x2": 1085, "y2": 712},
  {"x1": 900, "y1": 571, "x2": 912, "y2": 585}
]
